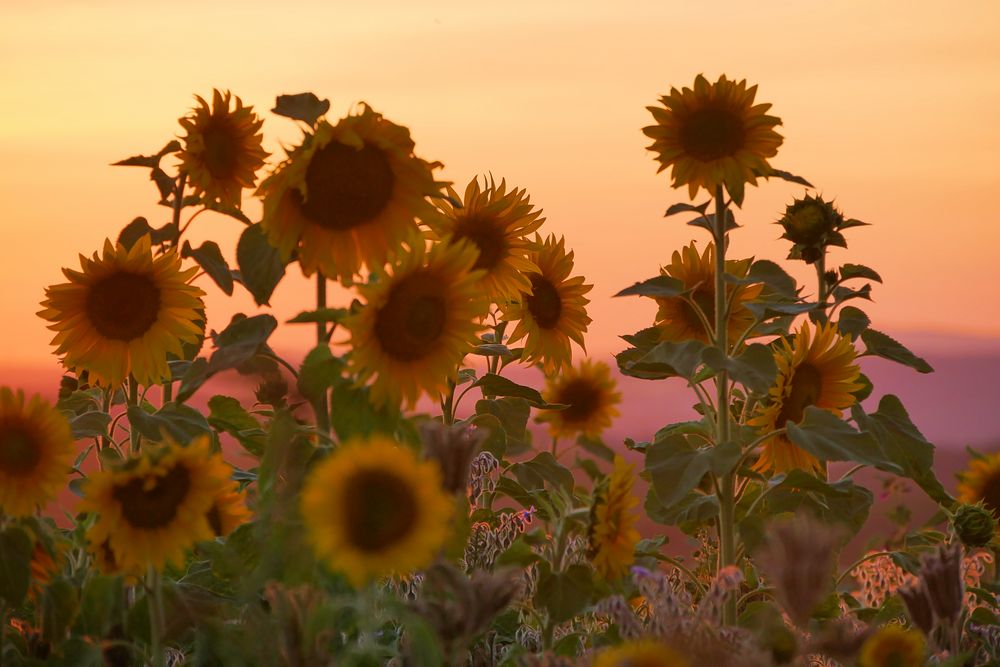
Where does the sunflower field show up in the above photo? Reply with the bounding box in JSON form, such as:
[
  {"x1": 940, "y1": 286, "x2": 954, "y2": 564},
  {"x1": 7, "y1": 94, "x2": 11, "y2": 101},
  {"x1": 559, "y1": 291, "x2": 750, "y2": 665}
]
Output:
[{"x1": 2, "y1": 77, "x2": 1000, "y2": 667}]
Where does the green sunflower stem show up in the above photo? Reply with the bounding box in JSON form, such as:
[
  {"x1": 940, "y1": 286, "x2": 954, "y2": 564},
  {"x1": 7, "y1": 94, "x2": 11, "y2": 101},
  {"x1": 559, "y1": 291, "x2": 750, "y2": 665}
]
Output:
[
  {"x1": 814, "y1": 251, "x2": 829, "y2": 325},
  {"x1": 712, "y1": 185, "x2": 738, "y2": 626},
  {"x1": 127, "y1": 376, "x2": 141, "y2": 455},
  {"x1": 170, "y1": 174, "x2": 187, "y2": 249},
  {"x1": 148, "y1": 566, "x2": 166, "y2": 667},
  {"x1": 315, "y1": 272, "x2": 332, "y2": 438}
]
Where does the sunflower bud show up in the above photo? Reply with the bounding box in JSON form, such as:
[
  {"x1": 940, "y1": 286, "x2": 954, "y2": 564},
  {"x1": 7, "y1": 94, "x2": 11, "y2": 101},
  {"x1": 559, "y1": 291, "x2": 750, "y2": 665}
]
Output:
[
  {"x1": 952, "y1": 502, "x2": 998, "y2": 548},
  {"x1": 254, "y1": 369, "x2": 288, "y2": 408},
  {"x1": 779, "y1": 195, "x2": 844, "y2": 246},
  {"x1": 420, "y1": 421, "x2": 487, "y2": 495}
]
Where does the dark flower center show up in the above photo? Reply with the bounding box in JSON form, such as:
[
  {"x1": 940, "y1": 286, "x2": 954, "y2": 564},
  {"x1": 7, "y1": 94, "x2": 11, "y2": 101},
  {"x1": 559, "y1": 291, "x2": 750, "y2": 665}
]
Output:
[
  {"x1": 85, "y1": 271, "x2": 161, "y2": 341},
  {"x1": 207, "y1": 503, "x2": 224, "y2": 536},
  {"x1": 343, "y1": 468, "x2": 418, "y2": 552},
  {"x1": 680, "y1": 106, "x2": 746, "y2": 162},
  {"x1": 452, "y1": 212, "x2": 507, "y2": 271},
  {"x1": 557, "y1": 378, "x2": 602, "y2": 424},
  {"x1": 112, "y1": 464, "x2": 192, "y2": 530},
  {"x1": 776, "y1": 363, "x2": 823, "y2": 426},
  {"x1": 201, "y1": 120, "x2": 240, "y2": 178},
  {"x1": 0, "y1": 420, "x2": 42, "y2": 475},
  {"x1": 301, "y1": 140, "x2": 395, "y2": 231},
  {"x1": 979, "y1": 473, "x2": 1000, "y2": 515},
  {"x1": 374, "y1": 271, "x2": 448, "y2": 362},
  {"x1": 526, "y1": 275, "x2": 562, "y2": 329}
]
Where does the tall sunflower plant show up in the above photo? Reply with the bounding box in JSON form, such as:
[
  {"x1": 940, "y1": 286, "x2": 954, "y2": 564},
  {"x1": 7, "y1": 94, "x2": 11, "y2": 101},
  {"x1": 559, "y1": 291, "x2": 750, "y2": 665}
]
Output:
[{"x1": 1, "y1": 79, "x2": 999, "y2": 666}]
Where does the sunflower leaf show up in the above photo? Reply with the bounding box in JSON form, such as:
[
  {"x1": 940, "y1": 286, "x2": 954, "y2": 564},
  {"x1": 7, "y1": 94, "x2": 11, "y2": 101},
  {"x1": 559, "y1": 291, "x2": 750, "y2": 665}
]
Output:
[
  {"x1": 202, "y1": 200, "x2": 253, "y2": 225},
  {"x1": 535, "y1": 562, "x2": 593, "y2": 623},
  {"x1": 766, "y1": 169, "x2": 814, "y2": 188},
  {"x1": 476, "y1": 397, "x2": 531, "y2": 456},
  {"x1": 297, "y1": 345, "x2": 345, "y2": 408},
  {"x1": 664, "y1": 201, "x2": 710, "y2": 217},
  {"x1": 859, "y1": 329, "x2": 933, "y2": 373},
  {"x1": 756, "y1": 470, "x2": 873, "y2": 541},
  {"x1": 511, "y1": 452, "x2": 574, "y2": 492},
  {"x1": 117, "y1": 216, "x2": 174, "y2": 250},
  {"x1": 126, "y1": 402, "x2": 212, "y2": 442},
  {"x1": 69, "y1": 411, "x2": 111, "y2": 440},
  {"x1": 181, "y1": 240, "x2": 234, "y2": 295},
  {"x1": 687, "y1": 209, "x2": 738, "y2": 233},
  {"x1": 628, "y1": 339, "x2": 706, "y2": 381},
  {"x1": 744, "y1": 300, "x2": 816, "y2": 320},
  {"x1": 723, "y1": 260, "x2": 798, "y2": 299},
  {"x1": 837, "y1": 263, "x2": 882, "y2": 284},
  {"x1": 837, "y1": 306, "x2": 870, "y2": 339},
  {"x1": 786, "y1": 406, "x2": 902, "y2": 472},
  {"x1": 701, "y1": 343, "x2": 777, "y2": 394},
  {"x1": 473, "y1": 373, "x2": 546, "y2": 406},
  {"x1": 236, "y1": 223, "x2": 286, "y2": 306},
  {"x1": 207, "y1": 395, "x2": 265, "y2": 457},
  {"x1": 614, "y1": 275, "x2": 687, "y2": 298},
  {"x1": 645, "y1": 433, "x2": 711, "y2": 507},
  {"x1": 645, "y1": 490, "x2": 718, "y2": 532},
  {"x1": 0, "y1": 526, "x2": 33, "y2": 607},
  {"x1": 272, "y1": 92, "x2": 331, "y2": 127},
  {"x1": 287, "y1": 308, "x2": 349, "y2": 324}
]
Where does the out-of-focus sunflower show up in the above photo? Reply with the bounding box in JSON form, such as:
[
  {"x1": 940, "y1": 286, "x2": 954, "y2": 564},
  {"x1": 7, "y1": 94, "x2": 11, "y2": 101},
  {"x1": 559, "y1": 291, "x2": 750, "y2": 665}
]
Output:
[
  {"x1": 344, "y1": 237, "x2": 487, "y2": 407},
  {"x1": 81, "y1": 436, "x2": 233, "y2": 572},
  {"x1": 750, "y1": 322, "x2": 863, "y2": 474},
  {"x1": 0, "y1": 388, "x2": 74, "y2": 517},
  {"x1": 501, "y1": 234, "x2": 592, "y2": 373},
  {"x1": 300, "y1": 436, "x2": 453, "y2": 586},
  {"x1": 257, "y1": 104, "x2": 444, "y2": 283},
  {"x1": 643, "y1": 74, "x2": 783, "y2": 201},
  {"x1": 178, "y1": 89, "x2": 268, "y2": 208},
  {"x1": 652, "y1": 241, "x2": 762, "y2": 345},
  {"x1": 589, "y1": 456, "x2": 640, "y2": 580},
  {"x1": 958, "y1": 452, "x2": 1000, "y2": 518},
  {"x1": 858, "y1": 626, "x2": 925, "y2": 667},
  {"x1": 426, "y1": 177, "x2": 544, "y2": 302},
  {"x1": 206, "y1": 483, "x2": 251, "y2": 537},
  {"x1": 593, "y1": 638, "x2": 689, "y2": 667},
  {"x1": 39, "y1": 236, "x2": 205, "y2": 388},
  {"x1": 537, "y1": 359, "x2": 621, "y2": 439}
]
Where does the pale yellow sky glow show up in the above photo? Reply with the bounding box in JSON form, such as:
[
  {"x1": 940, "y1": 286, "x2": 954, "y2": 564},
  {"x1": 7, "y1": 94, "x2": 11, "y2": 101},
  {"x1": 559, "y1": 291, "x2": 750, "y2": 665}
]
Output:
[{"x1": 2, "y1": 0, "x2": 999, "y2": 383}]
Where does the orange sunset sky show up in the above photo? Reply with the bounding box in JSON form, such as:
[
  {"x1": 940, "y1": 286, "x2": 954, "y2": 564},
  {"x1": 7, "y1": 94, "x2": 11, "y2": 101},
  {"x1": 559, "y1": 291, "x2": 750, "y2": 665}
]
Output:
[{"x1": 2, "y1": 1, "x2": 999, "y2": 413}]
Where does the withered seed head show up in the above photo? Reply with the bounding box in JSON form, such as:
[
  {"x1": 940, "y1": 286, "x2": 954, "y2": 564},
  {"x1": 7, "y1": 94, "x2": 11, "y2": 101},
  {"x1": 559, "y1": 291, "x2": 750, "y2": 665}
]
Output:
[{"x1": 420, "y1": 421, "x2": 487, "y2": 494}]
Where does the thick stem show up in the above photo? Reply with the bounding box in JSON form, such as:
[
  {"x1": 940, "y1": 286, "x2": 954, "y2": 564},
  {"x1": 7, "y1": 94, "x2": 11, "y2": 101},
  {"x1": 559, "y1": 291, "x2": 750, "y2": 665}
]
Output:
[
  {"x1": 148, "y1": 567, "x2": 166, "y2": 667},
  {"x1": 127, "y1": 377, "x2": 141, "y2": 455},
  {"x1": 170, "y1": 175, "x2": 187, "y2": 249},
  {"x1": 712, "y1": 185, "x2": 737, "y2": 625},
  {"x1": 814, "y1": 251, "x2": 829, "y2": 325},
  {"x1": 315, "y1": 273, "x2": 331, "y2": 438}
]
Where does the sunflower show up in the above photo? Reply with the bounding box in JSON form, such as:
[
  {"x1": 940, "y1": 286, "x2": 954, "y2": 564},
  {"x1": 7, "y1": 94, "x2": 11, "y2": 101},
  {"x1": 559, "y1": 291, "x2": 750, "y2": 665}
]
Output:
[
  {"x1": 0, "y1": 388, "x2": 74, "y2": 517},
  {"x1": 750, "y1": 321, "x2": 863, "y2": 474},
  {"x1": 425, "y1": 177, "x2": 544, "y2": 302},
  {"x1": 39, "y1": 236, "x2": 206, "y2": 388},
  {"x1": 537, "y1": 359, "x2": 621, "y2": 439},
  {"x1": 652, "y1": 241, "x2": 762, "y2": 345},
  {"x1": 501, "y1": 234, "x2": 592, "y2": 373},
  {"x1": 300, "y1": 436, "x2": 453, "y2": 586},
  {"x1": 81, "y1": 436, "x2": 233, "y2": 572},
  {"x1": 178, "y1": 89, "x2": 268, "y2": 208},
  {"x1": 594, "y1": 639, "x2": 689, "y2": 667},
  {"x1": 958, "y1": 451, "x2": 1000, "y2": 518},
  {"x1": 643, "y1": 74, "x2": 783, "y2": 201},
  {"x1": 858, "y1": 626, "x2": 925, "y2": 667},
  {"x1": 344, "y1": 236, "x2": 488, "y2": 407},
  {"x1": 257, "y1": 104, "x2": 444, "y2": 283},
  {"x1": 206, "y1": 483, "x2": 251, "y2": 537},
  {"x1": 589, "y1": 456, "x2": 640, "y2": 580}
]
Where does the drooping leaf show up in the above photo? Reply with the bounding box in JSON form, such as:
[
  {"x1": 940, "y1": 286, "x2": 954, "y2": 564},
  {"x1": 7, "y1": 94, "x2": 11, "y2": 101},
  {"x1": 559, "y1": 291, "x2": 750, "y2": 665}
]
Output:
[
  {"x1": 645, "y1": 489, "x2": 719, "y2": 531},
  {"x1": 510, "y1": 452, "x2": 574, "y2": 492},
  {"x1": 725, "y1": 259, "x2": 798, "y2": 299},
  {"x1": 615, "y1": 275, "x2": 687, "y2": 299},
  {"x1": 786, "y1": 407, "x2": 901, "y2": 473},
  {"x1": 701, "y1": 343, "x2": 777, "y2": 394},
  {"x1": 664, "y1": 201, "x2": 710, "y2": 217},
  {"x1": 207, "y1": 395, "x2": 265, "y2": 457},
  {"x1": 296, "y1": 345, "x2": 345, "y2": 407},
  {"x1": 466, "y1": 413, "x2": 506, "y2": 459},
  {"x1": 766, "y1": 169, "x2": 813, "y2": 187},
  {"x1": 837, "y1": 306, "x2": 870, "y2": 339},
  {"x1": 117, "y1": 216, "x2": 174, "y2": 250},
  {"x1": 473, "y1": 373, "x2": 547, "y2": 406},
  {"x1": 645, "y1": 434, "x2": 710, "y2": 507},
  {"x1": 475, "y1": 398, "x2": 530, "y2": 456},
  {"x1": 286, "y1": 308, "x2": 349, "y2": 324},
  {"x1": 272, "y1": 92, "x2": 331, "y2": 126},
  {"x1": 760, "y1": 470, "x2": 874, "y2": 541},
  {"x1": 202, "y1": 200, "x2": 253, "y2": 225},
  {"x1": 535, "y1": 563, "x2": 594, "y2": 623},
  {"x1": 838, "y1": 263, "x2": 882, "y2": 283},
  {"x1": 859, "y1": 329, "x2": 933, "y2": 373},
  {"x1": 69, "y1": 411, "x2": 111, "y2": 439},
  {"x1": 182, "y1": 240, "x2": 234, "y2": 295},
  {"x1": 127, "y1": 402, "x2": 213, "y2": 442},
  {"x1": 625, "y1": 339, "x2": 706, "y2": 381},
  {"x1": 236, "y1": 223, "x2": 286, "y2": 306}
]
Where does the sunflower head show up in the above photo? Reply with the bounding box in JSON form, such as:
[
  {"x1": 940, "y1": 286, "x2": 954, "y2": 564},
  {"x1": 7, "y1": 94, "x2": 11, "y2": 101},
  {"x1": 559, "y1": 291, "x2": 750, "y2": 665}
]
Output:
[
  {"x1": 257, "y1": 104, "x2": 445, "y2": 283},
  {"x1": 951, "y1": 502, "x2": 997, "y2": 548},
  {"x1": 345, "y1": 237, "x2": 488, "y2": 407},
  {"x1": 858, "y1": 626, "x2": 925, "y2": 667},
  {"x1": 81, "y1": 436, "x2": 235, "y2": 572},
  {"x1": 300, "y1": 436, "x2": 453, "y2": 586},
  {"x1": 426, "y1": 176, "x2": 545, "y2": 302},
  {"x1": 750, "y1": 321, "x2": 863, "y2": 474},
  {"x1": 178, "y1": 89, "x2": 268, "y2": 208},
  {"x1": 39, "y1": 236, "x2": 206, "y2": 388},
  {"x1": 643, "y1": 74, "x2": 783, "y2": 203},
  {"x1": 537, "y1": 359, "x2": 621, "y2": 439},
  {"x1": 777, "y1": 194, "x2": 852, "y2": 264},
  {"x1": 501, "y1": 234, "x2": 592, "y2": 374},
  {"x1": 958, "y1": 451, "x2": 1000, "y2": 522},
  {"x1": 652, "y1": 241, "x2": 762, "y2": 345},
  {"x1": 594, "y1": 638, "x2": 689, "y2": 667},
  {"x1": 588, "y1": 456, "x2": 640, "y2": 580},
  {"x1": 0, "y1": 388, "x2": 74, "y2": 517}
]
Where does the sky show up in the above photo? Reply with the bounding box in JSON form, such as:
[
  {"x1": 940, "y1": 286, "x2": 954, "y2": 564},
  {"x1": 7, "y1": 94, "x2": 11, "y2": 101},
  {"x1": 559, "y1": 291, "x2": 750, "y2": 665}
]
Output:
[{"x1": 2, "y1": 0, "x2": 999, "y2": 446}]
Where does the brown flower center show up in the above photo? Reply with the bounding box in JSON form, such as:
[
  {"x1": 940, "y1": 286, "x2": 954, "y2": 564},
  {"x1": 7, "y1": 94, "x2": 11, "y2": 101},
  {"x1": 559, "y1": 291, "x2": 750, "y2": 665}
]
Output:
[
  {"x1": 526, "y1": 274, "x2": 562, "y2": 329},
  {"x1": 112, "y1": 464, "x2": 192, "y2": 530},
  {"x1": 0, "y1": 420, "x2": 42, "y2": 475},
  {"x1": 201, "y1": 120, "x2": 241, "y2": 178},
  {"x1": 776, "y1": 363, "x2": 823, "y2": 426},
  {"x1": 680, "y1": 105, "x2": 746, "y2": 162},
  {"x1": 452, "y1": 212, "x2": 507, "y2": 271},
  {"x1": 301, "y1": 140, "x2": 395, "y2": 231},
  {"x1": 557, "y1": 378, "x2": 602, "y2": 424},
  {"x1": 207, "y1": 503, "x2": 224, "y2": 536},
  {"x1": 373, "y1": 270, "x2": 448, "y2": 362},
  {"x1": 85, "y1": 271, "x2": 161, "y2": 341},
  {"x1": 343, "y1": 468, "x2": 418, "y2": 552}
]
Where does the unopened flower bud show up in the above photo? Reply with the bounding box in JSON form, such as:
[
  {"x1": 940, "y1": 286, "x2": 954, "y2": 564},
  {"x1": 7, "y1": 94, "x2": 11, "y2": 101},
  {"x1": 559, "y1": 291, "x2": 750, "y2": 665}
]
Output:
[
  {"x1": 420, "y1": 421, "x2": 487, "y2": 494},
  {"x1": 952, "y1": 502, "x2": 997, "y2": 548},
  {"x1": 778, "y1": 195, "x2": 844, "y2": 248}
]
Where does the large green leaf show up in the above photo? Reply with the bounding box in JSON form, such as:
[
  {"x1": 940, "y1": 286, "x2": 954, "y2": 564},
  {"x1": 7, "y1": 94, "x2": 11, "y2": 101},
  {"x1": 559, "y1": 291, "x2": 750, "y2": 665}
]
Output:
[
  {"x1": 207, "y1": 395, "x2": 265, "y2": 457},
  {"x1": 473, "y1": 373, "x2": 546, "y2": 406},
  {"x1": 759, "y1": 470, "x2": 873, "y2": 540},
  {"x1": 645, "y1": 489, "x2": 719, "y2": 532},
  {"x1": 859, "y1": 329, "x2": 933, "y2": 373},
  {"x1": 236, "y1": 223, "x2": 286, "y2": 306},
  {"x1": 535, "y1": 563, "x2": 594, "y2": 623},
  {"x1": 296, "y1": 345, "x2": 345, "y2": 407},
  {"x1": 837, "y1": 306, "x2": 871, "y2": 339},
  {"x1": 127, "y1": 402, "x2": 212, "y2": 442},
  {"x1": 176, "y1": 314, "x2": 278, "y2": 402},
  {"x1": 272, "y1": 92, "x2": 330, "y2": 126},
  {"x1": 852, "y1": 395, "x2": 951, "y2": 505},
  {"x1": 701, "y1": 343, "x2": 777, "y2": 394},
  {"x1": 475, "y1": 398, "x2": 531, "y2": 456},
  {"x1": 786, "y1": 407, "x2": 902, "y2": 473},
  {"x1": 182, "y1": 240, "x2": 234, "y2": 295},
  {"x1": 510, "y1": 452, "x2": 574, "y2": 492},
  {"x1": 69, "y1": 411, "x2": 111, "y2": 439},
  {"x1": 615, "y1": 275, "x2": 687, "y2": 298},
  {"x1": 0, "y1": 526, "x2": 32, "y2": 606},
  {"x1": 621, "y1": 339, "x2": 706, "y2": 381},
  {"x1": 645, "y1": 434, "x2": 737, "y2": 507},
  {"x1": 725, "y1": 259, "x2": 798, "y2": 299}
]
